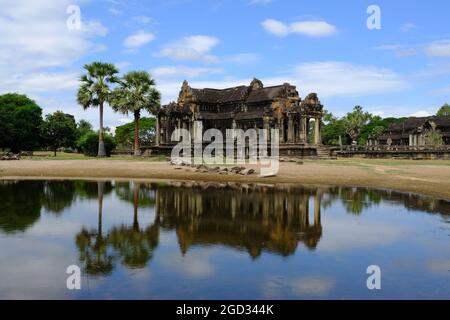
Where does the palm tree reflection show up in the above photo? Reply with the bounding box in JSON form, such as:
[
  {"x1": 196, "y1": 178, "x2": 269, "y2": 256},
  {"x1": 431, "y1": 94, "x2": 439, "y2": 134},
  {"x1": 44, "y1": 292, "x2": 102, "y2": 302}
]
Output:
[
  {"x1": 107, "y1": 182, "x2": 159, "y2": 269},
  {"x1": 75, "y1": 181, "x2": 159, "y2": 275},
  {"x1": 76, "y1": 181, "x2": 114, "y2": 276}
]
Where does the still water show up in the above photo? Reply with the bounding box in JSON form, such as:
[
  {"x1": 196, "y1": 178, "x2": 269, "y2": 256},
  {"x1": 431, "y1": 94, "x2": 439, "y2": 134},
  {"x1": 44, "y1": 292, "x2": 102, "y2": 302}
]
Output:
[{"x1": 0, "y1": 180, "x2": 449, "y2": 299}]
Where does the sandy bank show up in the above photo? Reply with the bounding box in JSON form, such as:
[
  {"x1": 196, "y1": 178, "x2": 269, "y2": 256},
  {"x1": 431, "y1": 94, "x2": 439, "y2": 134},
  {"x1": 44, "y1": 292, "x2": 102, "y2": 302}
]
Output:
[{"x1": 1, "y1": 159, "x2": 450, "y2": 199}]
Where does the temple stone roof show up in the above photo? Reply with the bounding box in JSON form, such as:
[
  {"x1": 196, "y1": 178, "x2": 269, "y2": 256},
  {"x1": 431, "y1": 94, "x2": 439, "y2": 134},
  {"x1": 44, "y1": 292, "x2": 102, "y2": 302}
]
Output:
[
  {"x1": 159, "y1": 79, "x2": 323, "y2": 119},
  {"x1": 387, "y1": 116, "x2": 450, "y2": 133}
]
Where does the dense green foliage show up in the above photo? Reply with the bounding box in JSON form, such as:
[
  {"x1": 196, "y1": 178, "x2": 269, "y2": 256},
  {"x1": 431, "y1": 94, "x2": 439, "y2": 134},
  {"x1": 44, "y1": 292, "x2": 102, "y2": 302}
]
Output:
[
  {"x1": 437, "y1": 103, "x2": 450, "y2": 117},
  {"x1": 78, "y1": 132, "x2": 116, "y2": 157},
  {"x1": 115, "y1": 117, "x2": 156, "y2": 149},
  {"x1": 321, "y1": 107, "x2": 408, "y2": 146},
  {"x1": 357, "y1": 117, "x2": 406, "y2": 145},
  {"x1": 0, "y1": 93, "x2": 43, "y2": 153},
  {"x1": 41, "y1": 111, "x2": 77, "y2": 156},
  {"x1": 342, "y1": 106, "x2": 373, "y2": 143}
]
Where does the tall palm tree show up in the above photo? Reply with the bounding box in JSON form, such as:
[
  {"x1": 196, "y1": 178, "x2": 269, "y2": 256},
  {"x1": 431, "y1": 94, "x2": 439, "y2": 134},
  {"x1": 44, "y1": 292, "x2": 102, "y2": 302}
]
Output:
[
  {"x1": 110, "y1": 71, "x2": 160, "y2": 156},
  {"x1": 77, "y1": 62, "x2": 119, "y2": 157}
]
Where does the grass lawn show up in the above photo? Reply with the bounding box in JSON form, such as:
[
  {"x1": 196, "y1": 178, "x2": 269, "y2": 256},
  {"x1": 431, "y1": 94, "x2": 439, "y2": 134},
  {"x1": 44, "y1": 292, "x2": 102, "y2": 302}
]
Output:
[{"x1": 305, "y1": 158, "x2": 450, "y2": 167}]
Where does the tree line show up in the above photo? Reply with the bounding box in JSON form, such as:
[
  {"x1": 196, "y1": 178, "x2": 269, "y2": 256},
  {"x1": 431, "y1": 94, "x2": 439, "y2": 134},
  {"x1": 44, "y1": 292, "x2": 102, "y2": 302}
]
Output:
[
  {"x1": 0, "y1": 61, "x2": 161, "y2": 156},
  {"x1": 321, "y1": 103, "x2": 450, "y2": 146},
  {"x1": 0, "y1": 95, "x2": 157, "y2": 157}
]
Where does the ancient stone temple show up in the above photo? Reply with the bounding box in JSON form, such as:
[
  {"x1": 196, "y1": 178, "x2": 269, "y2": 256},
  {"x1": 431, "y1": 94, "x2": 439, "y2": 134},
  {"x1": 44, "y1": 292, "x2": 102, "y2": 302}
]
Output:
[
  {"x1": 154, "y1": 79, "x2": 327, "y2": 157},
  {"x1": 368, "y1": 116, "x2": 450, "y2": 146}
]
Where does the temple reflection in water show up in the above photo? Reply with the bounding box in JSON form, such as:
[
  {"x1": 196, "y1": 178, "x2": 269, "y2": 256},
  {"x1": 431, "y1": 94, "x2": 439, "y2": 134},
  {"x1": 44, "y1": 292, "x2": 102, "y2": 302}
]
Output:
[
  {"x1": 155, "y1": 185, "x2": 323, "y2": 258},
  {"x1": 0, "y1": 180, "x2": 449, "y2": 275}
]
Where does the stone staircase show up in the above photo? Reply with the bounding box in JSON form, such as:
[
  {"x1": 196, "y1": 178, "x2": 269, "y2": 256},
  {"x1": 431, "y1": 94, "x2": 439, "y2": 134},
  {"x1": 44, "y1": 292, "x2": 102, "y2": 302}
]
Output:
[{"x1": 315, "y1": 145, "x2": 336, "y2": 160}]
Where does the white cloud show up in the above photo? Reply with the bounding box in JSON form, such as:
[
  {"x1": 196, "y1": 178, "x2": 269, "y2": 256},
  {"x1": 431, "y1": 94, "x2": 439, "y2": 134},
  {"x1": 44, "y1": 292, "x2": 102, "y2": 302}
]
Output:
[
  {"x1": 133, "y1": 15, "x2": 153, "y2": 25},
  {"x1": 225, "y1": 53, "x2": 260, "y2": 64},
  {"x1": 156, "y1": 61, "x2": 408, "y2": 104},
  {"x1": 261, "y1": 19, "x2": 289, "y2": 36},
  {"x1": 280, "y1": 61, "x2": 408, "y2": 98},
  {"x1": 0, "y1": 0, "x2": 107, "y2": 73},
  {"x1": 424, "y1": 40, "x2": 450, "y2": 57},
  {"x1": 155, "y1": 35, "x2": 220, "y2": 63},
  {"x1": 374, "y1": 45, "x2": 417, "y2": 57},
  {"x1": 0, "y1": 0, "x2": 108, "y2": 101},
  {"x1": 114, "y1": 61, "x2": 131, "y2": 69},
  {"x1": 400, "y1": 23, "x2": 416, "y2": 32},
  {"x1": 123, "y1": 30, "x2": 155, "y2": 51},
  {"x1": 152, "y1": 65, "x2": 224, "y2": 78},
  {"x1": 410, "y1": 110, "x2": 431, "y2": 117},
  {"x1": 262, "y1": 19, "x2": 337, "y2": 38},
  {"x1": 8, "y1": 72, "x2": 79, "y2": 93},
  {"x1": 431, "y1": 85, "x2": 450, "y2": 95}
]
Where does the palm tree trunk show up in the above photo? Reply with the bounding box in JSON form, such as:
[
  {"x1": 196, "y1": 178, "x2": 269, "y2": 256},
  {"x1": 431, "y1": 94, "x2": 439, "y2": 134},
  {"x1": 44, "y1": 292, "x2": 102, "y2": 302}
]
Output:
[
  {"x1": 133, "y1": 110, "x2": 141, "y2": 156},
  {"x1": 98, "y1": 101, "x2": 107, "y2": 157},
  {"x1": 97, "y1": 181, "x2": 105, "y2": 237},
  {"x1": 133, "y1": 182, "x2": 140, "y2": 231}
]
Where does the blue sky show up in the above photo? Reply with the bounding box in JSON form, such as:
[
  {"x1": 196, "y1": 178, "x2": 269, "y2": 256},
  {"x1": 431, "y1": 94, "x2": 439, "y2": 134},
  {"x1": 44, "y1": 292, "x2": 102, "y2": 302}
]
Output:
[{"x1": 1, "y1": 0, "x2": 449, "y2": 130}]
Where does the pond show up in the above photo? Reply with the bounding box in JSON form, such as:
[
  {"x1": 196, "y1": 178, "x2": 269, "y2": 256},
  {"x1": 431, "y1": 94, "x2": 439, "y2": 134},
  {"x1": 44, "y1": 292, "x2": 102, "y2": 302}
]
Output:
[{"x1": 0, "y1": 180, "x2": 449, "y2": 299}]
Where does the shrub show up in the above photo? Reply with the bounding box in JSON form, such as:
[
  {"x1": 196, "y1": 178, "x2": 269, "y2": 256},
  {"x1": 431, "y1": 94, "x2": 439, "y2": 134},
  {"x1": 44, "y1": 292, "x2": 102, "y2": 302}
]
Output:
[{"x1": 78, "y1": 133, "x2": 116, "y2": 157}]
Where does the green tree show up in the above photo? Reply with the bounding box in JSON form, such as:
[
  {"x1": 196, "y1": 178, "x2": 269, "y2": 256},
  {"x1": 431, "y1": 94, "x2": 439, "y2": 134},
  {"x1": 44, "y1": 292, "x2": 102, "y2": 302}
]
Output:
[
  {"x1": 75, "y1": 120, "x2": 95, "y2": 151},
  {"x1": 0, "y1": 93, "x2": 43, "y2": 153},
  {"x1": 425, "y1": 130, "x2": 443, "y2": 147},
  {"x1": 41, "y1": 111, "x2": 77, "y2": 156},
  {"x1": 342, "y1": 106, "x2": 373, "y2": 144},
  {"x1": 109, "y1": 71, "x2": 161, "y2": 156},
  {"x1": 437, "y1": 103, "x2": 450, "y2": 117},
  {"x1": 358, "y1": 117, "x2": 406, "y2": 145},
  {"x1": 78, "y1": 132, "x2": 116, "y2": 157},
  {"x1": 115, "y1": 117, "x2": 156, "y2": 149},
  {"x1": 77, "y1": 62, "x2": 119, "y2": 157},
  {"x1": 321, "y1": 110, "x2": 350, "y2": 146},
  {"x1": 76, "y1": 120, "x2": 94, "y2": 139},
  {"x1": 0, "y1": 181, "x2": 44, "y2": 234}
]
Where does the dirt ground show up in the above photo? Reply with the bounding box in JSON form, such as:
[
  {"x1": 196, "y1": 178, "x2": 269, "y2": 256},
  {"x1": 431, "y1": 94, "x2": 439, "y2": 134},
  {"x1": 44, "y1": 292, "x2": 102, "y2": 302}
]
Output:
[{"x1": 1, "y1": 159, "x2": 450, "y2": 199}]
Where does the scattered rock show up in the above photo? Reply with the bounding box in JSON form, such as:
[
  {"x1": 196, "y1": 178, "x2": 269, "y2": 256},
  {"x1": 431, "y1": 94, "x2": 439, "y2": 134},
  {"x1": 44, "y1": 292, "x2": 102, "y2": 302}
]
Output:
[
  {"x1": 240, "y1": 168, "x2": 255, "y2": 175},
  {"x1": 1, "y1": 153, "x2": 20, "y2": 161}
]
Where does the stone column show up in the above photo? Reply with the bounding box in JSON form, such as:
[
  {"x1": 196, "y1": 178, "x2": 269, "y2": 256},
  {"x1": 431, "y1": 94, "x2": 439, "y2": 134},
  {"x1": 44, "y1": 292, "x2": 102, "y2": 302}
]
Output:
[
  {"x1": 314, "y1": 118, "x2": 321, "y2": 145},
  {"x1": 279, "y1": 118, "x2": 285, "y2": 144},
  {"x1": 314, "y1": 191, "x2": 322, "y2": 226},
  {"x1": 156, "y1": 116, "x2": 161, "y2": 145},
  {"x1": 287, "y1": 115, "x2": 294, "y2": 143},
  {"x1": 409, "y1": 134, "x2": 413, "y2": 146},
  {"x1": 306, "y1": 118, "x2": 310, "y2": 144},
  {"x1": 418, "y1": 134, "x2": 424, "y2": 146},
  {"x1": 299, "y1": 116, "x2": 307, "y2": 144}
]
